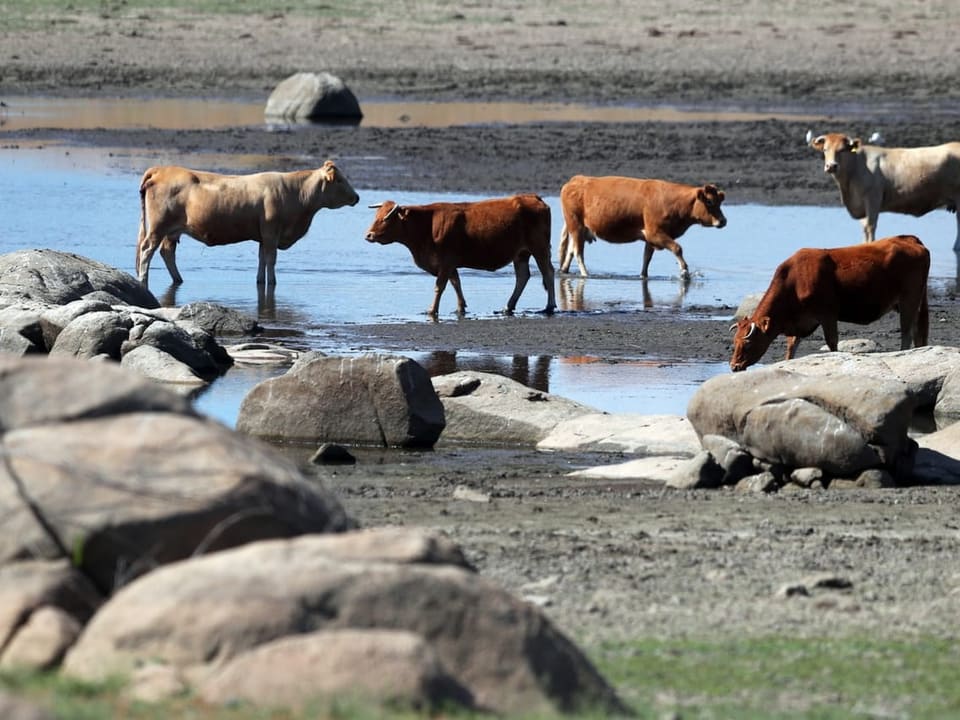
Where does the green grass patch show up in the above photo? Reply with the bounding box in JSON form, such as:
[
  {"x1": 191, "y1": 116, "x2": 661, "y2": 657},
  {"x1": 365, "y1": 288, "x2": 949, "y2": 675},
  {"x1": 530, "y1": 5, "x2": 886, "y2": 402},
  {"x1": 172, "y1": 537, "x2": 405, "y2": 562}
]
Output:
[
  {"x1": 6, "y1": 635, "x2": 959, "y2": 719},
  {"x1": 592, "y1": 635, "x2": 960, "y2": 719}
]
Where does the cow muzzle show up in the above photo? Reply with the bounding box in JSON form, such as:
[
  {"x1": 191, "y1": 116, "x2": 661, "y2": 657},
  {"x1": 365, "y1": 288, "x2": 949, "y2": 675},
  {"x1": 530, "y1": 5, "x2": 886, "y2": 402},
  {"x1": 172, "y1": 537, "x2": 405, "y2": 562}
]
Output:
[
  {"x1": 824, "y1": 162, "x2": 838, "y2": 175},
  {"x1": 715, "y1": 216, "x2": 727, "y2": 229}
]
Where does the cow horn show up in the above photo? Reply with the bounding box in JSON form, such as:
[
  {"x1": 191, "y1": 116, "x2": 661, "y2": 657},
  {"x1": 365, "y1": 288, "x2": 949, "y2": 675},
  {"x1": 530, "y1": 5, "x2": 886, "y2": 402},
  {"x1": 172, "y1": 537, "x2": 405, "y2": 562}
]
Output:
[
  {"x1": 729, "y1": 323, "x2": 737, "y2": 333},
  {"x1": 384, "y1": 202, "x2": 402, "y2": 220},
  {"x1": 745, "y1": 322, "x2": 757, "y2": 339},
  {"x1": 368, "y1": 203, "x2": 384, "y2": 209}
]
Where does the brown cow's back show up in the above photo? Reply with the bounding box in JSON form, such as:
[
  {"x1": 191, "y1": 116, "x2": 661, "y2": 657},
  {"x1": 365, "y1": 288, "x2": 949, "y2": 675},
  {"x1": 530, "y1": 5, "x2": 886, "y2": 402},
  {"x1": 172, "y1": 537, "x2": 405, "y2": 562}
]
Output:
[
  {"x1": 561, "y1": 176, "x2": 673, "y2": 243},
  {"x1": 730, "y1": 234, "x2": 929, "y2": 370},
  {"x1": 781, "y1": 236, "x2": 929, "y2": 326},
  {"x1": 418, "y1": 194, "x2": 551, "y2": 271},
  {"x1": 364, "y1": 194, "x2": 555, "y2": 315}
]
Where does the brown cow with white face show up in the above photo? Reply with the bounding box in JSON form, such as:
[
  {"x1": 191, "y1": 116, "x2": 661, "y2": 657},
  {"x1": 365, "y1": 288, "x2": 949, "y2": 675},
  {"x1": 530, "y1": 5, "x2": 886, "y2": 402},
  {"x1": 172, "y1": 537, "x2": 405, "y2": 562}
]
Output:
[
  {"x1": 364, "y1": 195, "x2": 556, "y2": 317},
  {"x1": 729, "y1": 234, "x2": 929, "y2": 372},
  {"x1": 136, "y1": 160, "x2": 359, "y2": 287},
  {"x1": 557, "y1": 176, "x2": 727, "y2": 280},
  {"x1": 809, "y1": 132, "x2": 960, "y2": 249}
]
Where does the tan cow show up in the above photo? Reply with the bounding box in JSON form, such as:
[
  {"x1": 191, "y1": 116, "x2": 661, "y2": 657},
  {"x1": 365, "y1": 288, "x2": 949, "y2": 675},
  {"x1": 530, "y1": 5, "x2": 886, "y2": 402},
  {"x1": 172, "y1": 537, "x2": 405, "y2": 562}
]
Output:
[
  {"x1": 364, "y1": 195, "x2": 556, "y2": 317},
  {"x1": 809, "y1": 132, "x2": 960, "y2": 249},
  {"x1": 729, "y1": 234, "x2": 929, "y2": 372},
  {"x1": 557, "y1": 176, "x2": 727, "y2": 280},
  {"x1": 136, "y1": 160, "x2": 359, "y2": 287}
]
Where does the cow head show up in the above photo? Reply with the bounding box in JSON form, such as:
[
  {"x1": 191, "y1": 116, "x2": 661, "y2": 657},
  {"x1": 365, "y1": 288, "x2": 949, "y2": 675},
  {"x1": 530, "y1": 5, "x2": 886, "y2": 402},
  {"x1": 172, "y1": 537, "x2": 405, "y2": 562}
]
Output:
[
  {"x1": 809, "y1": 133, "x2": 861, "y2": 175},
  {"x1": 316, "y1": 160, "x2": 360, "y2": 207},
  {"x1": 729, "y1": 316, "x2": 774, "y2": 372},
  {"x1": 695, "y1": 184, "x2": 727, "y2": 228},
  {"x1": 365, "y1": 201, "x2": 406, "y2": 244}
]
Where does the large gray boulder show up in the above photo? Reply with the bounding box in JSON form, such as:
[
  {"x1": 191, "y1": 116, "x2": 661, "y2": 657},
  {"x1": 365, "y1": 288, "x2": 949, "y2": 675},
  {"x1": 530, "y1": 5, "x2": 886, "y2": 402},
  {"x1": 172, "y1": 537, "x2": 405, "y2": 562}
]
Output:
[
  {"x1": 48, "y1": 311, "x2": 133, "y2": 360},
  {"x1": 767, "y1": 346, "x2": 960, "y2": 419},
  {"x1": 687, "y1": 367, "x2": 917, "y2": 486},
  {"x1": 0, "y1": 252, "x2": 232, "y2": 384},
  {"x1": 0, "y1": 356, "x2": 354, "y2": 592},
  {"x1": 0, "y1": 249, "x2": 157, "y2": 308},
  {"x1": 433, "y1": 371, "x2": 595, "y2": 446},
  {"x1": 39, "y1": 298, "x2": 115, "y2": 349},
  {"x1": 0, "y1": 560, "x2": 102, "y2": 666},
  {"x1": 173, "y1": 301, "x2": 262, "y2": 337},
  {"x1": 237, "y1": 352, "x2": 445, "y2": 448},
  {"x1": 63, "y1": 533, "x2": 626, "y2": 716},
  {"x1": 0, "y1": 304, "x2": 46, "y2": 355},
  {"x1": 122, "y1": 315, "x2": 232, "y2": 380},
  {"x1": 539, "y1": 413, "x2": 700, "y2": 456},
  {"x1": 200, "y1": 629, "x2": 474, "y2": 711},
  {"x1": 0, "y1": 355, "x2": 195, "y2": 432},
  {"x1": 265, "y1": 71, "x2": 362, "y2": 122}
]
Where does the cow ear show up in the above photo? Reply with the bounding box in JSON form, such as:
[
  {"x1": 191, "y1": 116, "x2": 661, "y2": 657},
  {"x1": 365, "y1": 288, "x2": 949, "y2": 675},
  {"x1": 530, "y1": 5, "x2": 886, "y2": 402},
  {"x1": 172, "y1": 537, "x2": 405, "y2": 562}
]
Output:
[
  {"x1": 757, "y1": 316, "x2": 772, "y2": 333},
  {"x1": 717, "y1": 190, "x2": 725, "y2": 202},
  {"x1": 811, "y1": 135, "x2": 826, "y2": 151}
]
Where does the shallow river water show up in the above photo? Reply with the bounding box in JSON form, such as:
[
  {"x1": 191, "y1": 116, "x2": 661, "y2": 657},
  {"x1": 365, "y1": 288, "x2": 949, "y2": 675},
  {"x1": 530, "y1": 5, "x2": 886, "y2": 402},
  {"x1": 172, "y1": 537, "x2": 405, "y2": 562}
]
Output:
[{"x1": 2, "y1": 147, "x2": 957, "y2": 426}]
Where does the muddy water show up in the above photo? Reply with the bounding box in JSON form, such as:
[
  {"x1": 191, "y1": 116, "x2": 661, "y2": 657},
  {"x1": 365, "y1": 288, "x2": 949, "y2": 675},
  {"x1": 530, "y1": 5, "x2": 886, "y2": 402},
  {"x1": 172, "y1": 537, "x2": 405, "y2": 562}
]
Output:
[
  {"x1": 0, "y1": 96, "x2": 826, "y2": 131},
  {"x1": 3, "y1": 148, "x2": 958, "y2": 426}
]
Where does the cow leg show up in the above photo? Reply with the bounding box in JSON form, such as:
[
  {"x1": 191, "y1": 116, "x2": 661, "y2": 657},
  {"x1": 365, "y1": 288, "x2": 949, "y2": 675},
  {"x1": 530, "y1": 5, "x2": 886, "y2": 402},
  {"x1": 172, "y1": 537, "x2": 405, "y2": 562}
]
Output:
[
  {"x1": 558, "y1": 224, "x2": 571, "y2": 273},
  {"x1": 159, "y1": 235, "x2": 183, "y2": 285},
  {"x1": 504, "y1": 257, "x2": 532, "y2": 315},
  {"x1": 861, "y1": 203, "x2": 879, "y2": 243},
  {"x1": 257, "y1": 239, "x2": 279, "y2": 286},
  {"x1": 640, "y1": 243, "x2": 656, "y2": 278},
  {"x1": 137, "y1": 231, "x2": 161, "y2": 287},
  {"x1": 821, "y1": 318, "x2": 840, "y2": 352},
  {"x1": 954, "y1": 209, "x2": 960, "y2": 252},
  {"x1": 571, "y1": 228, "x2": 589, "y2": 277},
  {"x1": 784, "y1": 336, "x2": 801, "y2": 360},
  {"x1": 428, "y1": 271, "x2": 450, "y2": 317},
  {"x1": 532, "y1": 250, "x2": 557, "y2": 314},
  {"x1": 661, "y1": 237, "x2": 690, "y2": 280},
  {"x1": 448, "y1": 268, "x2": 468, "y2": 315}
]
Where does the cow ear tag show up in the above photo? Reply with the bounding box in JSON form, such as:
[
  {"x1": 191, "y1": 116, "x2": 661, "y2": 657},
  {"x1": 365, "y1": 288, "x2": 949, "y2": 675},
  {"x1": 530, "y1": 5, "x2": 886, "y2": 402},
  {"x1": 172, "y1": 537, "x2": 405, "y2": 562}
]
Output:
[{"x1": 850, "y1": 146, "x2": 858, "y2": 153}]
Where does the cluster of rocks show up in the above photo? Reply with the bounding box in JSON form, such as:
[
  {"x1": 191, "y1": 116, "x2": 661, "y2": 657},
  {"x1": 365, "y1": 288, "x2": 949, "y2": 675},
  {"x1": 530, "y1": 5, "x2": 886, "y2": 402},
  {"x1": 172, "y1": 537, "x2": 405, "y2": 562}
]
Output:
[
  {"x1": 0, "y1": 355, "x2": 626, "y2": 715},
  {"x1": 7, "y1": 246, "x2": 960, "y2": 715},
  {"x1": 0, "y1": 249, "x2": 260, "y2": 387},
  {"x1": 235, "y1": 341, "x2": 960, "y2": 490}
]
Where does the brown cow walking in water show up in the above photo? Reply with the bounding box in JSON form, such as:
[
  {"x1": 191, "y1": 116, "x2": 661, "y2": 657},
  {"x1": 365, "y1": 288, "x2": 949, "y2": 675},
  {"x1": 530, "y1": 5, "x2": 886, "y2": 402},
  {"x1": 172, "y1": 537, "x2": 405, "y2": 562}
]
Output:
[
  {"x1": 557, "y1": 175, "x2": 727, "y2": 280},
  {"x1": 364, "y1": 195, "x2": 556, "y2": 317}
]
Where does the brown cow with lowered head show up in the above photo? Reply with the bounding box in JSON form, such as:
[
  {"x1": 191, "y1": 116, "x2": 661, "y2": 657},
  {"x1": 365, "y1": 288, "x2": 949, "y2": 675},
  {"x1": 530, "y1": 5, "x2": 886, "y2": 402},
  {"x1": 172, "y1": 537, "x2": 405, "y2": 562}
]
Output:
[
  {"x1": 809, "y1": 132, "x2": 960, "y2": 249},
  {"x1": 364, "y1": 195, "x2": 556, "y2": 317},
  {"x1": 729, "y1": 234, "x2": 929, "y2": 372},
  {"x1": 136, "y1": 160, "x2": 359, "y2": 287},
  {"x1": 558, "y1": 176, "x2": 727, "y2": 280}
]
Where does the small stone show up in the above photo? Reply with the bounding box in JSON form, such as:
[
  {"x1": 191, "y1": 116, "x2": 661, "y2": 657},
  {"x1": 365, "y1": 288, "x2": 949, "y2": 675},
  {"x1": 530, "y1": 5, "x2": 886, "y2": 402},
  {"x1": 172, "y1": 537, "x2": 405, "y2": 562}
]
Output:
[
  {"x1": 452, "y1": 485, "x2": 491, "y2": 503},
  {"x1": 310, "y1": 443, "x2": 356, "y2": 465}
]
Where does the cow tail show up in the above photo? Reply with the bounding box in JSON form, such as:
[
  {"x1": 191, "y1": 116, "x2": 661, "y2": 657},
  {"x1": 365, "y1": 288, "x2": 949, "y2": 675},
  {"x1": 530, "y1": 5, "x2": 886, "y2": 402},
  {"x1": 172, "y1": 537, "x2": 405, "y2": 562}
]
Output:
[{"x1": 137, "y1": 173, "x2": 152, "y2": 273}]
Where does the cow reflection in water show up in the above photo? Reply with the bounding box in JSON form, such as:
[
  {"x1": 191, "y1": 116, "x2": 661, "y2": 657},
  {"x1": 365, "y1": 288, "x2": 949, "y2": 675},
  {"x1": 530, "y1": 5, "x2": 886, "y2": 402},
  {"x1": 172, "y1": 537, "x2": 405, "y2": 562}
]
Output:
[
  {"x1": 421, "y1": 351, "x2": 551, "y2": 393},
  {"x1": 558, "y1": 276, "x2": 688, "y2": 312}
]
